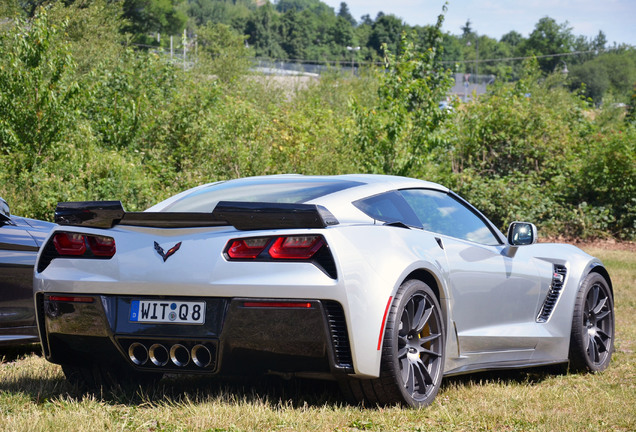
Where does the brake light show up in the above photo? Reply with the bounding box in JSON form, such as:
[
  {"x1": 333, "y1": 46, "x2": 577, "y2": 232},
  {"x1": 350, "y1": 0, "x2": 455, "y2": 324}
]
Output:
[
  {"x1": 269, "y1": 235, "x2": 324, "y2": 259},
  {"x1": 51, "y1": 232, "x2": 116, "y2": 258}
]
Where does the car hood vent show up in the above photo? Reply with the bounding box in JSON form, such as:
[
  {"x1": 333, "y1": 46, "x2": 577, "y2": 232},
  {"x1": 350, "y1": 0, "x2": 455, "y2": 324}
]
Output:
[{"x1": 537, "y1": 264, "x2": 568, "y2": 323}]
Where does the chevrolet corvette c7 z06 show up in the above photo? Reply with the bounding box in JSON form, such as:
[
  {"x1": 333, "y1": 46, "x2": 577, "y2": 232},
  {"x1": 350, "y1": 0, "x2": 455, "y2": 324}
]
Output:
[{"x1": 33, "y1": 175, "x2": 614, "y2": 407}]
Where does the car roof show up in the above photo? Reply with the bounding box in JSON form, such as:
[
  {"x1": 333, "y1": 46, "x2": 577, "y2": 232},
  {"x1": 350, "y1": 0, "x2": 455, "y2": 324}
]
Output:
[{"x1": 147, "y1": 174, "x2": 448, "y2": 214}]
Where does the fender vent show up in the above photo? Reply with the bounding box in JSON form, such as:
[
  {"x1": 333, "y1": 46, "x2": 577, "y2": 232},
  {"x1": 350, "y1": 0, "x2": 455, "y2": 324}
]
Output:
[
  {"x1": 537, "y1": 264, "x2": 568, "y2": 323},
  {"x1": 323, "y1": 301, "x2": 353, "y2": 372}
]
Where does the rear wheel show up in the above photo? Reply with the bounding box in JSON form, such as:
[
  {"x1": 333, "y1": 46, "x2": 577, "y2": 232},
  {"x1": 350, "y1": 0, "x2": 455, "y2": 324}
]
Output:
[
  {"x1": 339, "y1": 279, "x2": 445, "y2": 407},
  {"x1": 568, "y1": 272, "x2": 614, "y2": 372}
]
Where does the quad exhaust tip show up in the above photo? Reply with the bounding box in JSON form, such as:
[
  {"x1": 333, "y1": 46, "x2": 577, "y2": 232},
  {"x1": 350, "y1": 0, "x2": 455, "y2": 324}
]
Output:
[{"x1": 127, "y1": 341, "x2": 213, "y2": 369}]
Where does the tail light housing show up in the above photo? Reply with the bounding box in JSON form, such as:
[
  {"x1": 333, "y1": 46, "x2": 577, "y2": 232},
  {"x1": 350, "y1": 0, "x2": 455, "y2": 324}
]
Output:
[
  {"x1": 224, "y1": 234, "x2": 336, "y2": 278},
  {"x1": 37, "y1": 231, "x2": 116, "y2": 272}
]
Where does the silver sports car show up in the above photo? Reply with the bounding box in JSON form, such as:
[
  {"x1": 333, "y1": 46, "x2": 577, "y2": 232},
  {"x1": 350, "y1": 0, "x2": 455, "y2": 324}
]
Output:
[{"x1": 33, "y1": 175, "x2": 614, "y2": 407}]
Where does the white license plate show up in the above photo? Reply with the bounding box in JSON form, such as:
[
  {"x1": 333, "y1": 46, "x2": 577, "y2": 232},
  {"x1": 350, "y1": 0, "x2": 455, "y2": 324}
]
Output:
[{"x1": 129, "y1": 300, "x2": 205, "y2": 324}]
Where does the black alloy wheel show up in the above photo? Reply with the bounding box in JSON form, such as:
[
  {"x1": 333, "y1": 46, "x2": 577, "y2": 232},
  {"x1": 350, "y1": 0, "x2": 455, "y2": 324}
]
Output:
[
  {"x1": 569, "y1": 272, "x2": 614, "y2": 372},
  {"x1": 339, "y1": 279, "x2": 445, "y2": 407},
  {"x1": 395, "y1": 286, "x2": 444, "y2": 402}
]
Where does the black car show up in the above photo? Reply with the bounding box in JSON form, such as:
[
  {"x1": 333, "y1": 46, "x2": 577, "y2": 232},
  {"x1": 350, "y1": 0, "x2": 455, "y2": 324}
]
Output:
[{"x1": 0, "y1": 198, "x2": 54, "y2": 346}]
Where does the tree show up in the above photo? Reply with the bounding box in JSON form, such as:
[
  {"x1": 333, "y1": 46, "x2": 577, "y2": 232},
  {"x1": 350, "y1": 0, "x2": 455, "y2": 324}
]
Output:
[
  {"x1": 500, "y1": 30, "x2": 523, "y2": 47},
  {"x1": 568, "y1": 50, "x2": 636, "y2": 105},
  {"x1": 122, "y1": 0, "x2": 187, "y2": 42},
  {"x1": 244, "y1": 2, "x2": 285, "y2": 58},
  {"x1": 337, "y1": 2, "x2": 355, "y2": 26},
  {"x1": 460, "y1": 19, "x2": 474, "y2": 39},
  {"x1": 196, "y1": 22, "x2": 249, "y2": 81},
  {"x1": 520, "y1": 17, "x2": 574, "y2": 73},
  {"x1": 351, "y1": 9, "x2": 454, "y2": 176},
  {"x1": 0, "y1": 9, "x2": 79, "y2": 172},
  {"x1": 278, "y1": 9, "x2": 312, "y2": 59},
  {"x1": 368, "y1": 14, "x2": 403, "y2": 58},
  {"x1": 359, "y1": 14, "x2": 373, "y2": 26}
]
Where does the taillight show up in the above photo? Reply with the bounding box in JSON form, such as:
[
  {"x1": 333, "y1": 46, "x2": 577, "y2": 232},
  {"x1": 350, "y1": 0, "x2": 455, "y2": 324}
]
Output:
[
  {"x1": 51, "y1": 232, "x2": 116, "y2": 258},
  {"x1": 87, "y1": 235, "x2": 116, "y2": 257},
  {"x1": 224, "y1": 235, "x2": 325, "y2": 260},
  {"x1": 53, "y1": 232, "x2": 87, "y2": 256},
  {"x1": 223, "y1": 234, "x2": 336, "y2": 279},
  {"x1": 269, "y1": 235, "x2": 324, "y2": 259},
  {"x1": 227, "y1": 237, "x2": 269, "y2": 259}
]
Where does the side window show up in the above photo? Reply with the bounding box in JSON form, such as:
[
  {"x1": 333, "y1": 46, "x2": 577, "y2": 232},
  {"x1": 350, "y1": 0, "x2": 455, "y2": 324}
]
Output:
[
  {"x1": 353, "y1": 191, "x2": 421, "y2": 227},
  {"x1": 400, "y1": 189, "x2": 500, "y2": 245}
]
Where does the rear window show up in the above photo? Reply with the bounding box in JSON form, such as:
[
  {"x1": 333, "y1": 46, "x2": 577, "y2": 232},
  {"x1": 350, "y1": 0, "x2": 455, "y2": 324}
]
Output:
[{"x1": 161, "y1": 178, "x2": 362, "y2": 212}]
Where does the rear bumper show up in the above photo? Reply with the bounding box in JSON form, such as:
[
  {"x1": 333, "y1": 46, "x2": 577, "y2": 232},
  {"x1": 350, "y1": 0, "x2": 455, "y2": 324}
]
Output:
[{"x1": 37, "y1": 293, "x2": 353, "y2": 377}]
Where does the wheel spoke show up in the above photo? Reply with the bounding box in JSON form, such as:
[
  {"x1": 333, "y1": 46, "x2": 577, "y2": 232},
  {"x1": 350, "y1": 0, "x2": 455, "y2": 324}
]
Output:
[
  {"x1": 418, "y1": 347, "x2": 441, "y2": 358},
  {"x1": 596, "y1": 309, "x2": 611, "y2": 322},
  {"x1": 584, "y1": 331, "x2": 591, "y2": 353},
  {"x1": 403, "y1": 360, "x2": 414, "y2": 393},
  {"x1": 402, "y1": 302, "x2": 414, "y2": 336},
  {"x1": 589, "y1": 286, "x2": 600, "y2": 312},
  {"x1": 397, "y1": 345, "x2": 409, "y2": 359},
  {"x1": 415, "y1": 306, "x2": 433, "y2": 334},
  {"x1": 400, "y1": 356, "x2": 410, "y2": 383},
  {"x1": 587, "y1": 336, "x2": 599, "y2": 363},
  {"x1": 412, "y1": 297, "x2": 426, "y2": 329},
  {"x1": 593, "y1": 331, "x2": 609, "y2": 354},
  {"x1": 592, "y1": 296, "x2": 607, "y2": 315},
  {"x1": 413, "y1": 358, "x2": 433, "y2": 389},
  {"x1": 419, "y1": 332, "x2": 441, "y2": 344}
]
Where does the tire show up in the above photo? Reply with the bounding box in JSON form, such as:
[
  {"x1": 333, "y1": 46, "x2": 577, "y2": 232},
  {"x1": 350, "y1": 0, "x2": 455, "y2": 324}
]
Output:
[
  {"x1": 62, "y1": 362, "x2": 163, "y2": 392},
  {"x1": 339, "y1": 279, "x2": 445, "y2": 407},
  {"x1": 568, "y1": 272, "x2": 614, "y2": 372}
]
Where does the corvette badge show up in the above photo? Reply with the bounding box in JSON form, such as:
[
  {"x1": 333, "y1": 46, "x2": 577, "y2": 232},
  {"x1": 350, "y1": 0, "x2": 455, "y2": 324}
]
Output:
[{"x1": 154, "y1": 241, "x2": 182, "y2": 262}]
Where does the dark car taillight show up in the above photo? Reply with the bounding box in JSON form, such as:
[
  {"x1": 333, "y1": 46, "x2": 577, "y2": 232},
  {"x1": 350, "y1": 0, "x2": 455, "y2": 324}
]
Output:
[
  {"x1": 224, "y1": 234, "x2": 337, "y2": 278},
  {"x1": 53, "y1": 232, "x2": 87, "y2": 255},
  {"x1": 37, "y1": 231, "x2": 116, "y2": 272}
]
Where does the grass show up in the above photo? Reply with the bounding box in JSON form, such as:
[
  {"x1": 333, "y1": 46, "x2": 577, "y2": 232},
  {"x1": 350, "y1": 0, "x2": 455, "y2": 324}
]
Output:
[{"x1": 1, "y1": 247, "x2": 634, "y2": 431}]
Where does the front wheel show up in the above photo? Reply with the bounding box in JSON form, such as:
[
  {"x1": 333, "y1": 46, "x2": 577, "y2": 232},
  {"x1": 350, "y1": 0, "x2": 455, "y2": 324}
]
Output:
[
  {"x1": 568, "y1": 272, "x2": 614, "y2": 372},
  {"x1": 339, "y1": 279, "x2": 445, "y2": 407}
]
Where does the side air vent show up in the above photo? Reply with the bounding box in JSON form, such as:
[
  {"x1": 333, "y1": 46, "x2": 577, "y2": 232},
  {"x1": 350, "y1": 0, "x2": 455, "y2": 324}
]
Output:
[
  {"x1": 323, "y1": 301, "x2": 353, "y2": 372},
  {"x1": 537, "y1": 264, "x2": 568, "y2": 323}
]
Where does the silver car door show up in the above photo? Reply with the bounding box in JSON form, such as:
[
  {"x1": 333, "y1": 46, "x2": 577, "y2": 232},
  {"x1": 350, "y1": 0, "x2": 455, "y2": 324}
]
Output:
[{"x1": 400, "y1": 189, "x2": 543, "y2": 364}]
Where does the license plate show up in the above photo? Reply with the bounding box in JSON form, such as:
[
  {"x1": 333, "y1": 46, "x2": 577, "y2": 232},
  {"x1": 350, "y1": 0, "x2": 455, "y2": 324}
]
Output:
[{"x1": 129, "y1": 300, "x2": 205, "y2": 324}]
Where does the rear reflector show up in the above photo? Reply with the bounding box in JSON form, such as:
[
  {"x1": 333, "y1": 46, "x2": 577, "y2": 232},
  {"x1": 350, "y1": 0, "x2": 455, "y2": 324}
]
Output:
[
  {"x1": 47, "y1": 295, "x2": 94, "y2": 303},
  {"x1": 377, "y1": 296, "x2": 393, "y2": 350},
  {"x1": 243, "y1": 301, "x2": 313, "y2": 309}
]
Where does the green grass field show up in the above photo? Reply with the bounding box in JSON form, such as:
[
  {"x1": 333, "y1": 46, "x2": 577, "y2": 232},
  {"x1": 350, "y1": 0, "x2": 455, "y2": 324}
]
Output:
[{"x1": 1, "y1": 246, "x2": 634, "y2": 432}]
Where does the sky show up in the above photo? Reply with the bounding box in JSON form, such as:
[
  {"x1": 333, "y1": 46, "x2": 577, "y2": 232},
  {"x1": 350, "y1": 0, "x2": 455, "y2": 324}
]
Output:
[{"x1": 320, "y1": 0, "x2": 636, "y2": 47}]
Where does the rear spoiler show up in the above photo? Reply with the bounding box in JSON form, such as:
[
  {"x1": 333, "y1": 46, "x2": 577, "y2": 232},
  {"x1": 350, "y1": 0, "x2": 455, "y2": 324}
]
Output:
[{"x1": 55, "y1": 201, "x2": 339, "y2": 230}]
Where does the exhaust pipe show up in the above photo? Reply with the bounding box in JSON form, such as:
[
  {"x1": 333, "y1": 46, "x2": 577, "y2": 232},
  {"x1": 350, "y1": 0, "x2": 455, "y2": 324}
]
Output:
[
  {"x1": 149, "y1": 343, "x2": 169, "y2": 366},
  {"x1": 128, "y1": 342, "x2": 149, "y2": 365},
  {"x1": 170, "y1": 344, "x2": 190, "y2": 367},
  {"x1": 191, "y1": 344, "x2": 212, "y2": 368}
]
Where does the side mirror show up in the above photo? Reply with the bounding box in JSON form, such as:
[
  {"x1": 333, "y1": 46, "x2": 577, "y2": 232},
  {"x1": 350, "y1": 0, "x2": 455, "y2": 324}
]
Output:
[
  {"x1": 507, "y1": 222, "x2": 537, "y2": 246},
  {"x1": 0, "y1": 197, "x2": 10, "y2": 221}
]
